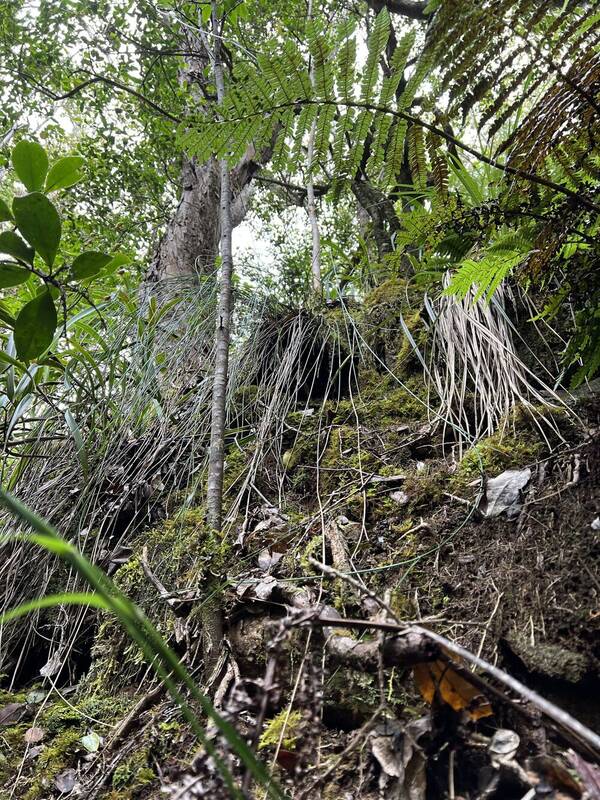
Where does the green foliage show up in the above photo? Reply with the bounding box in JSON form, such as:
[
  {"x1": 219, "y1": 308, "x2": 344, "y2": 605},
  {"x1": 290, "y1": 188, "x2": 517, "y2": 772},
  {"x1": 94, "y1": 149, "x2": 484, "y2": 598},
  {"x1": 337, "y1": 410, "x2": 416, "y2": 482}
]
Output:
[
  {"x1": 0, "y1": 140, "x2": 119, "y2": 362},
  {"x1": 180, "y1": 9, "x2": 426, "y2": 192},
  {"x1": 12, "y1": 192, "x2": 61, "y2": 267},
  {"x1": 45, "y1": 156, "x2": 85, "y2": 193},
  {"x1": 13, "y1": 290, "x2": 57, "y2": 362},
  {"x1": 12, "y1": 140, "x2": 48, "y2": 193},
  {"x1": 444, "y1": 230, "x2": 531, "y2": 302},
  {"x1": 71, "y1": 251, "x2": 112, "y2": 280},
  {"x1": 0, "y1": 262, "x2": 31, "y2": 288},
  {"x1": 0, "y1": 230, "x2": 34, "y2": 264},
  {"x1": 0, "y1": 489, "x2": 285, "y2": 800},
  {"x1": 259, "y1": 710, "x2": 303, "y2": 750}
]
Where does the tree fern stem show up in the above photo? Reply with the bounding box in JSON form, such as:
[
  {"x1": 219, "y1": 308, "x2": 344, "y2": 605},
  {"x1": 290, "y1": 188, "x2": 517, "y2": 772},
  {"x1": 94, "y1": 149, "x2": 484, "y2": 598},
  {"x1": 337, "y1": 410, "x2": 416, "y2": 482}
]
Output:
[{"x1": 306, "y1": 0, "x2": 322, "y2": 296}]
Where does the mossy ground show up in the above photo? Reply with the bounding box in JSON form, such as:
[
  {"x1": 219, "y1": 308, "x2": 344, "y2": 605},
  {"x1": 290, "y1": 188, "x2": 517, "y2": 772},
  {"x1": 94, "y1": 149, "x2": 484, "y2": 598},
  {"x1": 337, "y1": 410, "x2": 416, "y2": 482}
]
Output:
[{"x1": 2, "y1": 287, "x2": 596, "y2": 796}]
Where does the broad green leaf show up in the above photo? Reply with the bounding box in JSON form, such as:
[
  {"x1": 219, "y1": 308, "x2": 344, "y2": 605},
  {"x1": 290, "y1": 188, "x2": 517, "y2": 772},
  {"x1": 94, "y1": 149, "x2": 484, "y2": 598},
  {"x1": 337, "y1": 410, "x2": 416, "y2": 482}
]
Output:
[
  {"x1": 14, "y1": 290, "x2": 57, "y2": 361},
  {"x1": 11, "y1": 141, "x2": 48, "y2": 192},
  {"x1": 0, "y1": 231, "x2": 34, "y2": 265},
  {"x1": 0, "y1": 198, "x2": 13, "y2": 222},
  {"x1": 36, "y1": 283, "x2": 60, "y2": 300},
  {"x1": 0, "y1": 301, "x2": 16, "y2": 328},
  {"x1": 45, "y1": 156, "x2": 85, "y2": 192},
  {"x1": 71, "y1": 251, "x2": 111, "y2": 280},
  {"x1": 104, "y1": 252, "x2": 132, "y2": 273},
  {"x1": 13, "y1": 193, "x2": 61, "y2": 267},
  {"x1": 0, "y1": 262, "x2": 32, "y2": 288}
]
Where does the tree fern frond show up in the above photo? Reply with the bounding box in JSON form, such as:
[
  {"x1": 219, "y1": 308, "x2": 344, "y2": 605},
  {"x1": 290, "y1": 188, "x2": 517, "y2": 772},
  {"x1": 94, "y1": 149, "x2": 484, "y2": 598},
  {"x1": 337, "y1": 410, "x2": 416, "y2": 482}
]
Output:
[
  {"x1": 336, "y1": 30, "x2": 357, "y2": 103},
  {"x1": 312, "y1": 104, "x2": 336, "y2": 168},
  {"x1": 427, "y1": 132, "x2": 448, "y2": 198},
  {"x1": 408, "y1": 123, "x2": 428, "y2": 191},
  {"x1": 307, "y1": 21, "x2": 334, "y2": 100},
  {"x1": 368, "y1": 31, "x2": 416, "y2": 178},
  {"x1": 382, "y1": 118, "x2": 408, "y2": 187},
  {"x1": 444, "y1": 251, "x2": 522, "y2": 303},
  {"x1": 360, "y1": 8, "x2": 390, "y2": 103}
]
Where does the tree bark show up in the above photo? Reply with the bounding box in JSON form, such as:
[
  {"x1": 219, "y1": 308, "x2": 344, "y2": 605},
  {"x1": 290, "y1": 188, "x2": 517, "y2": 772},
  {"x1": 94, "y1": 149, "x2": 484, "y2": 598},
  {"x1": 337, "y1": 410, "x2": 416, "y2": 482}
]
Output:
[
  {"x1": 146, "y1": 157, "x2": 221, "y2": 282},
  {"x1": 144, "y1": 150, "x2": 264, "y2": 285}
]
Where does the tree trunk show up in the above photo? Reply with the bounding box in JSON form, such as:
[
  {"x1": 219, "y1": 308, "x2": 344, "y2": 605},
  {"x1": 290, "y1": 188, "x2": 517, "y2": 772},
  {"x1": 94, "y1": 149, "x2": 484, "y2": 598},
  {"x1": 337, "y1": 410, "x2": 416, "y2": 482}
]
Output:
[{"x1": 145, "y1": 158, "x2": 221, "y2": 282}]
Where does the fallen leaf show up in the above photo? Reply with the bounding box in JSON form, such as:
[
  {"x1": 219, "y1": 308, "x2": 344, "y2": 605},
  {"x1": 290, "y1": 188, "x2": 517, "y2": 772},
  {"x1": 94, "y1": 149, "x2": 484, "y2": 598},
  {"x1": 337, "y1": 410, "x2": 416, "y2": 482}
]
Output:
[
  {"x1": 26, "y1": 689, "x2": 47, "y2": 704},
  {"x1": 25, "y1": 745, "x2": 44, "y2": 760},
  {"x1": 488, "y1": 729, "x2": 519, "y2": 765},
  {"x1": 481, "y1": 468, "x2": 531, "y2": 519},
  {"x1": 371, "y1": 716, "x2": 429, "y2": 800},
  {"x1": 81, "y1": 731, "x2": 102, "y2": 752},
  {"x1": 54, "y1": 767, "x2": 77, "y2": 793},
  {"x1": 413, "y1": 659, "x2": 492, "y2": 720},
  {"x1": 0, "y1": 702, "x2": 25, "y2": 725},
  {"x1": 24, "y1": 727, "x2": 45, "y2": 744},
  {"x1": 40, "y1": 650, "x2": 64, "y2": 677},
  {"x1": 254, "y1": 576, "x2": 278, "y2": 600},
  {"x1": 258, "y1": 548, "x2": 284, "y2": 572}
]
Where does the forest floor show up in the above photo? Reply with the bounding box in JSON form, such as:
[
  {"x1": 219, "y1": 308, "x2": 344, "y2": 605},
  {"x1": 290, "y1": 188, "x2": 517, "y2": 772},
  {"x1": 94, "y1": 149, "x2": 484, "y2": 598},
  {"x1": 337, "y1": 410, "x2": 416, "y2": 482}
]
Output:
[{"x1": 1, "y1": 285, "x2": 599, "y2": 800}]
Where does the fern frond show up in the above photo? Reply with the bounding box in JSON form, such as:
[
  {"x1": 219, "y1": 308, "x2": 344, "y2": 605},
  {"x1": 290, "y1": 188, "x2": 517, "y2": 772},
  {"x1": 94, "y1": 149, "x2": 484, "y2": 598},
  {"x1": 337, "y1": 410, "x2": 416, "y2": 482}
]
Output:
[
  {"x1": 368, "y1": 31, "x2": 415, "y2": 178},
  {"x1": 408, "y1": 123, "x2": 428, "y2": 191},
  {"x1": 427, "y1": 132, "x2": 449, "y2": 199},
  {"x1": 360, "y1": 8, "x2": 390, "y2": 103},
  {"x1": 444, "y1": 251, "x2": 523, "y2": 303},
  {"x1": 336, "y1": 30, "x2": 357, "y2": 103}
]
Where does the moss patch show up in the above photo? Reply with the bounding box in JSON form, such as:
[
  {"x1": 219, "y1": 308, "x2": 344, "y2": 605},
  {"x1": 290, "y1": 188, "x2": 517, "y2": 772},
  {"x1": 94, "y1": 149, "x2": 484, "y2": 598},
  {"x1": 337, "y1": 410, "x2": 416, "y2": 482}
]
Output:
[{"x1": 259, "y1": 709, "x2": 303, "y2": 751}]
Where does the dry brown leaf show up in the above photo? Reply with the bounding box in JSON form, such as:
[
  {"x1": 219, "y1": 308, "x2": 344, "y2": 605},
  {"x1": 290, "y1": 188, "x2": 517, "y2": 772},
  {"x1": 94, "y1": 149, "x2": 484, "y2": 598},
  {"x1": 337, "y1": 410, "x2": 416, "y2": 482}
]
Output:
[
  {"x1": 413, "y1": 659, "x2": 492, "y2": 720},
  {"x1": 24, "y1": 727, "x2": 45, "y2": 744},
  {"x1": 0, "y1": 702, "x2": 25, "y2": 725}
]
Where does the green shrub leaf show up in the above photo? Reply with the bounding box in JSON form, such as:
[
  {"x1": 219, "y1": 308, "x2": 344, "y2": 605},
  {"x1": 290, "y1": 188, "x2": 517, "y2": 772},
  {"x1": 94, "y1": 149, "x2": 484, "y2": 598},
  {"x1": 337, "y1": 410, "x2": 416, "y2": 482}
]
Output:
[
  {"x1": 105, "y1": 252, "x2": 132, "y2": 273},
  {"x1": 14, "y1": 289, "x2": 57, "y2": 361},
  {"x1": 0, "y1": 231, "x2": 35, "y2": 265},
  {"x1": 11, "y1": 141, "x2": 49, "y2": 192},
  {"x1": 0, "y1": 198, "x2": 13, "y2": 222},
  {"x1": 71, "y1": 251, "x2": 112, "y2": 280},
  {"x1": 13, "y1": 193, "x2": 61, "y2": 267},
  {"x1": 0, "y1": 262, "x2": 32, "y2": 288},
  {"x1": 45, "y1": 156, "x2": 85, "y2": 192}
]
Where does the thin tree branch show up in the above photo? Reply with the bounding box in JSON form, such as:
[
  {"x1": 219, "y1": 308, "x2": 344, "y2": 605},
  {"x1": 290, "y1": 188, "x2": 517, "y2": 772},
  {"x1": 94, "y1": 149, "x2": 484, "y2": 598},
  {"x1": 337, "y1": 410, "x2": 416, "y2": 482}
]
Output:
[{"x1": 16, "y1": 69, "x2": 180, "y2": 124}]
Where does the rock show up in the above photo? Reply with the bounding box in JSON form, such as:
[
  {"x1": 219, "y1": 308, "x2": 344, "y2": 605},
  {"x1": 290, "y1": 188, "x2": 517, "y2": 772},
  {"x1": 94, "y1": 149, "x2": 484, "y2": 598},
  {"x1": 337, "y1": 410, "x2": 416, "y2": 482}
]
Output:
[
  {"x1": 390, "y1": 490, "x2": 409, "y2": 505},
  {"x1": 481, "y1": 468, "x2": 531, "y2": 519},
  {"x1": 504, "y1": 633, "x2": 590, "y2": 683}
]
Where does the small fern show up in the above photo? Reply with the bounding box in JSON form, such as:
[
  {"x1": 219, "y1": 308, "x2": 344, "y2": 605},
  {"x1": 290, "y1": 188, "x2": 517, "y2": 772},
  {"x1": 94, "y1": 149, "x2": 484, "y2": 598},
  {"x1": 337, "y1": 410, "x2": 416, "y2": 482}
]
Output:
[{"x1": 444, "y1": 230, "x2": 531, "y2": 302}]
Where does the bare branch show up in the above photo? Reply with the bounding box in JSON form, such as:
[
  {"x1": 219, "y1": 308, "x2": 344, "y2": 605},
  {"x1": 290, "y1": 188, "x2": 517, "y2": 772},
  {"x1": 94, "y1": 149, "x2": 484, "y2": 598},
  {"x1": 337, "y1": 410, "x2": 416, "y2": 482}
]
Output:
[{"x1": 366, "y1": 0, "x2": 429, "y2": 20}]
